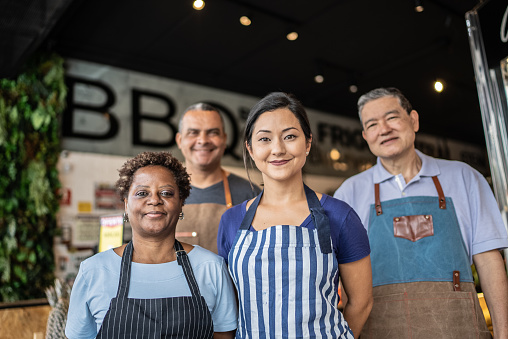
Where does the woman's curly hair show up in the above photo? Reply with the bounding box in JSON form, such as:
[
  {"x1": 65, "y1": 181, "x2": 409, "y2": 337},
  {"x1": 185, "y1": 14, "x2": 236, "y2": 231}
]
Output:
[{"x1": 115, "y1": 151, "x2": 191, "y2": 204}]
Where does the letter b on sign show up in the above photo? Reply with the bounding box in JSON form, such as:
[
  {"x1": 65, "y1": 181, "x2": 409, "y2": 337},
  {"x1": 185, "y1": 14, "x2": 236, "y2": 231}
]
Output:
[{"x1": 63, "y1": 76, "x2": 119, "y2": 140}]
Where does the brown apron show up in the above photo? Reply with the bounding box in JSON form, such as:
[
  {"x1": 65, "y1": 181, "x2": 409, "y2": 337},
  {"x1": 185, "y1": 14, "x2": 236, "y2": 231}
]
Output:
[
  {"x1": 361, "y1": 177, "x2": 491, "y2": 338},
  {"x1": 175, "y1": 170, "x2": 232, "y2": 254}
]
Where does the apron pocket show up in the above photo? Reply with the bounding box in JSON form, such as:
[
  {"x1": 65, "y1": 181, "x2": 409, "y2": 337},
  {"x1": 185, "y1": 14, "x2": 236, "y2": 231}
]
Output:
[{"x1": 393, "y1": 215, "x2": 434, "y2": 242}]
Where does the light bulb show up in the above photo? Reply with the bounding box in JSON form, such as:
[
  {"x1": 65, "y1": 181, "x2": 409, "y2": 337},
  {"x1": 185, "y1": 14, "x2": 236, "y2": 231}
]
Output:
[
  {"x1": 240, "y1": 16, "x2": 251, "y2": 26},
  {"x1": 193, "y1": 0, "x2": 205, "y2": 10},
  {"x1": 434, "y1": 81, "x2": 444, "y2": 92},
  {"x1": 286, "y1": 31, "x2": 298, "y2": 41}
]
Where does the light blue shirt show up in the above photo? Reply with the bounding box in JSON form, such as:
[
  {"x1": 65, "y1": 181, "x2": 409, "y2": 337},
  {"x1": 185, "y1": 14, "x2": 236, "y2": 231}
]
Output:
[
  {"x1": 65, "y1": 245, "x2": 238, "y2": 339},
  {"x1": 334, "y1": 149, "x2": 508, "y2": 263}
]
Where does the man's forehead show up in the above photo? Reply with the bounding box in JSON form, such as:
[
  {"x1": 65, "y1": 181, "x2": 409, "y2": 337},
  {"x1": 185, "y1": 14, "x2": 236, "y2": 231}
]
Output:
[
  {"x1": 362, "y1": 97, "x2": 403, "y2": 115},
  {"x1": 182, "y1": 110, "x2": 223, "y2": 129}
]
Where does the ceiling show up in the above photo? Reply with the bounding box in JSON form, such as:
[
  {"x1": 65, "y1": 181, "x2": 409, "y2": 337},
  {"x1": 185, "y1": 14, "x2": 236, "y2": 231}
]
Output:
[{"x1": 1, "y1": 0, "x2": 487, "y2": 146}]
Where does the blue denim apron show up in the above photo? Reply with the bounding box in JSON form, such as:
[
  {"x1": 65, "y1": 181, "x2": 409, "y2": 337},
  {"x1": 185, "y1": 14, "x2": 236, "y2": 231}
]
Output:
[
  {"x1": 228, "y1": 185, "x2": 354, "y2": 338},
  {"x1": 361, "y1": 176, "x2": 490, "y2": 339}
]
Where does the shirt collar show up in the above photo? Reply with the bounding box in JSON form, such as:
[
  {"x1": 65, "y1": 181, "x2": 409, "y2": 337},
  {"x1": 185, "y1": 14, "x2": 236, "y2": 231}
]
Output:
[
  {"x1": 372, "y1": 149, "x2": 441, "y2": 184},
  {"x1": 416, "y1": 149, "x2": 440, "y2": 177}
]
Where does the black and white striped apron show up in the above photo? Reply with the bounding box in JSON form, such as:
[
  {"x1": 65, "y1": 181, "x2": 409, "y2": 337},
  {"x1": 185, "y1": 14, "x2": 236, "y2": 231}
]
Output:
[
  {"x1": 228, "y1": 185, "x2": 354, "y2": 338},
  {"x1": 96, "y1": 240, "x2": 214, "y2": 338}
]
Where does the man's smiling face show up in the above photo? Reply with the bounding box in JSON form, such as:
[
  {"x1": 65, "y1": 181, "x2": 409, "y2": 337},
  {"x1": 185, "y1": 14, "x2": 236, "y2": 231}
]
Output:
[
  {"x1": 361, "y1": 96, "x2": 419, "y2": 163},
  {"x1": 176, "y1": 109, "x2": 227, "y2": 172}
]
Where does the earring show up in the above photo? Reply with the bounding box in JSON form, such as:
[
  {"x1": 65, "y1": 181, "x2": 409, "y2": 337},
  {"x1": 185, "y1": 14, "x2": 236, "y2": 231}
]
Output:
[
  {"x1": 179, "y1": 212, "x2": 184, "y2": 220},
  {"x1": 123, "y1": 212, "x2": 129, "y2": 223},
  {"x1": 306, "y1": 151, "x2": 309, "y2": 156}
]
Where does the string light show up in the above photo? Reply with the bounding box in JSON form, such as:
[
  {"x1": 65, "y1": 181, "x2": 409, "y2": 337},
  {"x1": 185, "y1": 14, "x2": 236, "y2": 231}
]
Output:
[
  {"x1": 414, "y1": 0, "x2": 424, "y2": 12},
  {"x1": 434, "y1": 80, "x2": 444, "y2": 92},
  {"x1": 330, "y1": 149, "x2": 341, "y2": 161},
  {"x1": 286, "y1": 31, "x2": 298, "y2": 41},
  {"x1": 193, "y1": 0, "x2": 205, "y2": 10},
  {"x1": 240, "y1": 16, "x2": 251, "y2": 26}
]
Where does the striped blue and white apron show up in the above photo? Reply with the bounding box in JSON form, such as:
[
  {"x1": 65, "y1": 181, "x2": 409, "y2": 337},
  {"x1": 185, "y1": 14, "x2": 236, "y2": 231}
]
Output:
[
  {"x1": 96, "y1": 240, "x2": 214, "y2": 338},
  {"x1": 228, "y1": 185, "x2": 354, "y2": 338}
]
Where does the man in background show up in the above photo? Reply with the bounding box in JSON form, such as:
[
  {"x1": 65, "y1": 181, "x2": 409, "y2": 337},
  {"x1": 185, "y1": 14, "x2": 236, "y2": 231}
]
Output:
[
  {"x1": 334, "y1": 87, "x2": 508, "y2": 338},
  {"x1": 175, "y1": 103, "x2": 260, "y2": 253}
]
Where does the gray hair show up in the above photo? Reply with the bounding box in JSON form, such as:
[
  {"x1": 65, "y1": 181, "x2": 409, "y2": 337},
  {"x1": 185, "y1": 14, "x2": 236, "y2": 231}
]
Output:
[
  {"x1": 357, "y1": 87, "x2": 413, "y2": 122},
  {"x1": 178, "y1": 103, "x2": 225, "y2": 132}
]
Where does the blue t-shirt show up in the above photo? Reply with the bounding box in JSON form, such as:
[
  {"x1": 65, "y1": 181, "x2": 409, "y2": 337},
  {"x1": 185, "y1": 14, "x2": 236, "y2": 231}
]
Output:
[
  {"x1": 217, "y1": 194, "x2": 370, "y2": 265},
  {"x1": 65, "y1": 245, "x2": 238, "y2": 339}
]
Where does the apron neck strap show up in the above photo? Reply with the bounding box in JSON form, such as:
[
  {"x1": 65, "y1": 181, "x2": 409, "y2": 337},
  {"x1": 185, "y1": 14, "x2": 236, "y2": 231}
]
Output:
[
  {"x1": 374, "y1": 175, "x2": 446, "y2": 216},
  {"x1": 175, "y1": 240, "x2": 202, "y2": 297},
  {"x1": 238, "y1": 184, "x2": 332, "y2": 254},
  {"x1": 116, "y1": 240, "x2": 203, "y2": 299},
  {"x1": 117, "y1": 241, "x2": 134, "y2": 299},
  {"x1": 239, "y1": 190, "x2": 263, "y2": 231},
  {"x1": 304, "y1": 184, "x2": 332, "y2": 254},
  {"x1": 431, "y1": 176, "x2": 446, "y2": 209},
  {"x1": 374, "y1": 183, "x2": 383, "y2": 216},
  {"x1": 221, "y1": 169, "x2": 233, "y2": 209}
]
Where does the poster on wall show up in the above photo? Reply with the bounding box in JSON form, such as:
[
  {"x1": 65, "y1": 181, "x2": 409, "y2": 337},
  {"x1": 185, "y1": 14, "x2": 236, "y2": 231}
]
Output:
[
  {"x1": 98, "y1": 214, "x2": 124, "y2": 252},
  {"x1": 72, "y1": 214, "x2": 101, "y2": 248}
]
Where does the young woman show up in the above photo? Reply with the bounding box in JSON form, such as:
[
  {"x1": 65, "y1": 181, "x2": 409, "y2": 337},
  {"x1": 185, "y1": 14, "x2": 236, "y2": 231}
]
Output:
[{"x1": 217, "y1": 92, "x2": 373, "y2": 338}]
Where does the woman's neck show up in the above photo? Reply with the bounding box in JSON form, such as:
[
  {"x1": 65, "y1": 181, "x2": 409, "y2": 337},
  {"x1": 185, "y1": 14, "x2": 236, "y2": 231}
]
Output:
[
  {"x1": 260, "y1": 173, "x2": 306, "y2": 205},
  {"x1": 130, "y1": 236, "x2": 177, "y2": 264}
]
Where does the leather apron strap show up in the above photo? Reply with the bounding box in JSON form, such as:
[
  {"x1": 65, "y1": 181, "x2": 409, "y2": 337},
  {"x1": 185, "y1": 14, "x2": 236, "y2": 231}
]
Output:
[
  {"x1": 375, "y1": 175, "x2": 445, "y2": 216},
  {"x1": 221, "y1": 169, "x2": 233, "y2": 209},
  {"x1": 432, "y1": 176, "x2": 447, "y2": 209}
]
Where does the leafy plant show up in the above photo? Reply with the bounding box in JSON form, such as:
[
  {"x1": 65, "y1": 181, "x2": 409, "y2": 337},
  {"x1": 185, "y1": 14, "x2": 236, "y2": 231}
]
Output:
[{"x1": 0, "y1": 53, "x2": 66, "y2": 301}]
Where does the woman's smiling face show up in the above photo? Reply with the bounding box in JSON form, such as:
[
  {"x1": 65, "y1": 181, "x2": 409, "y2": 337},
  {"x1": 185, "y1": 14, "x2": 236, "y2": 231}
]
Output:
[
  {"x1": 124, "y1": 165, "x2": 182, "y2": 239},
  {"x1": 247, "y1": 108, "x2": 311, "y2": 183}
]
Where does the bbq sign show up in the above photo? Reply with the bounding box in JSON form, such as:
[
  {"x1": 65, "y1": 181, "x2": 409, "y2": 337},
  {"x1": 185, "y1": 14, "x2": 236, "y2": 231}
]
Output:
[
  {"x1": 63, "y1": 59, "x2": 488, "y2": 176},
  {"x1": 62, "y1": 59, "x2": 372, "y2": 168}
]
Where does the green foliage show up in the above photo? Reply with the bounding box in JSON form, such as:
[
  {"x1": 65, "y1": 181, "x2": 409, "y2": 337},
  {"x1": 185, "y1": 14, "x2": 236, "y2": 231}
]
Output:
[{"x1": 0, "y1": 53, "x2": 66, "y2": 301}]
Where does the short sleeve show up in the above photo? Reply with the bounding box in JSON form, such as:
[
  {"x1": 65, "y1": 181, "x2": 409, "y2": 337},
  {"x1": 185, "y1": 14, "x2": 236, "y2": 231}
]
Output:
[
  {"x1": 335, "y1": 208, "x2": 370, "y2": 264},
  {"x1": 210, "y1": 259, "x2": 239, "y2": 332},
  {"x1": 217, "y1": 202, "x2": 245, "y2": 263},
  {"x1": 324, "y1": 196, "x2": 370, "y2": 265},
  {"x1": 466, "y1": 168, "x2": 508, "y2": 254},
  {"x1": 65, "y1": 264, "x2": 98, "y2": 339}
]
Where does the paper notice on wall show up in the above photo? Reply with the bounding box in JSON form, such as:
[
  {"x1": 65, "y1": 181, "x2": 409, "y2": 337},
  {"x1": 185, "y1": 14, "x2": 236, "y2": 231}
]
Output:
[{"x1": 72, "y1": 214, "x2": 100, "y2": 247}]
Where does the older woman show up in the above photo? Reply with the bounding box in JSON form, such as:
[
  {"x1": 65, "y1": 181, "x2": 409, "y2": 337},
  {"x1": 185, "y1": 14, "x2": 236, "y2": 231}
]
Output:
[
  {"x1": 66, "y1": 151, "x2": 237, "y2": 338},
  {"x1": 217, "y1": 92, "x2": 373, "y2": 338}
]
